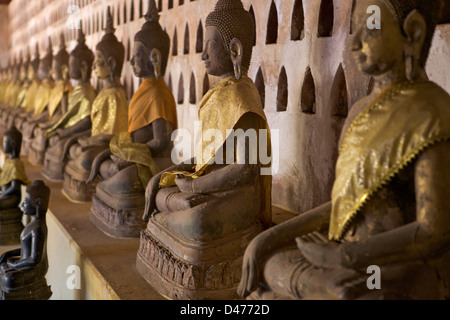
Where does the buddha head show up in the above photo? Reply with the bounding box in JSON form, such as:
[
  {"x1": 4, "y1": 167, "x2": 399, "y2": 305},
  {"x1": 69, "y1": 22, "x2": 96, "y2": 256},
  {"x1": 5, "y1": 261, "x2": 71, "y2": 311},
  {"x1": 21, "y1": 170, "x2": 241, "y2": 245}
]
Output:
[
  {"x1": 3, "y1": 125, "x2": 22, "y2": 157},
  {"x1": 203, "y1": 0, "x2": 255, "y2": 80},
  {"x1": 22, "y1": 180, "x2": 50, "y2": 218},
  {"x1": 351, "y1": 0, "x2": 443, "y2": 81},
  {"x1": 52, "y1": 33, "x2": 69, "y2": 82},
  {"x1": 69, "y1": 26, "x2": 94, "y2": 82},
  {"x1": 94, "y1": 6, "x2": 125, "y2": 82},
  {"x1": 131, "y1": 0, "x2": 170, "y2": 80},
  {"x1": 37, "y1": 38, "x2": 53, "y2": 81},
  {"x1": 29, "y1": 43, "x2": 40, "y2": 81}
]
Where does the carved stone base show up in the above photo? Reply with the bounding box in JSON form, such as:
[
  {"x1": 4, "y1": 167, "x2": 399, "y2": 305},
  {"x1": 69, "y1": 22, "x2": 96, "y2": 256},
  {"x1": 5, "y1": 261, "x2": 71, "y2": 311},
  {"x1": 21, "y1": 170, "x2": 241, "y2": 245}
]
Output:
[
  {"x1": 136, "y1": 220, "x2": 262, "y2": 300},
  {"x1": 0, "y1": 207, "x2": 23, "y2": 246},
  {"x1": 0, "y1": 278, "x2": 52, "y2": 300},
  {"x1": 90, "y1": 194, "x2": 146, "y2": 238},
  {"x1": 62, "y1": 172, "x2": 96, "y2": 203}
]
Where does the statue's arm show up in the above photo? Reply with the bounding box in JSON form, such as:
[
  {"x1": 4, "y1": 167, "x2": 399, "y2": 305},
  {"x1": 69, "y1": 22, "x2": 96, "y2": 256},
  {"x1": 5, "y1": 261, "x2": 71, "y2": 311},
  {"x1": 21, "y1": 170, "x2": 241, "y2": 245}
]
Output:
[
  {"x1": 7, "y1": 230, "x2": 41, "y2": 269},
  {"x1": 147, "y1": 118, "x2": 172, "y2": 154},
  {"x1": 0, "y1": 249, "x2": 21, "y2": 264},
  {"x1": 238, "y1": 202, "x2": 331, "y2": 297},
  {"x1": 143, "y1": 159, "x2": 196, "y2": 222},
  {"x1": 341, "y1": 141, "x2": 450, "y2": 269},
  {"x1": 0, "y1": 180, "x2": 21, "y2": 199},
  {"x1": 58, "y1": 117, "x2": 91, "y2": 139}
]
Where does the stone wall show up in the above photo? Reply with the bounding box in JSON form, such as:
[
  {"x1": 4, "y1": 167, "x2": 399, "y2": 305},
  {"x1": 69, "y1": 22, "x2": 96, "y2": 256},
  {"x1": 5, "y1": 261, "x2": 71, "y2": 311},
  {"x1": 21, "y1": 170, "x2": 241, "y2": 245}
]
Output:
[{"x1": 6, "y1": 0, "x2": 450, "y2": 214}]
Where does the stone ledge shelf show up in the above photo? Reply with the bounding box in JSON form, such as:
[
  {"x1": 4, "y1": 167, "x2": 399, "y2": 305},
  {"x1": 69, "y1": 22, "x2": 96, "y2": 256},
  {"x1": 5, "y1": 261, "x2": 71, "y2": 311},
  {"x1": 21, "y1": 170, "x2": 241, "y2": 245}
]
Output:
[{"x1": 0, "y1": 151, "x2": 297, "y2": 300}]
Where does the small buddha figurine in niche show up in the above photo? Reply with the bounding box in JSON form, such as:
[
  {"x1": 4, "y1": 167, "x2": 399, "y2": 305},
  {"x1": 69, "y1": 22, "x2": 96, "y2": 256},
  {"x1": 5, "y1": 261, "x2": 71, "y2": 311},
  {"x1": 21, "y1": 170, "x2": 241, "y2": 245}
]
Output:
[
  {"x1": 11, "y1": 43, "x2": 42, "y2": 132},
  {"x1": 21, "y1": 38, "x2": 55, "y2": 156},
  {"x1": 136, "y1": 0, "x2": 272, "y2": 300},
  {"x1": 62, "y1": 6, "x2": 127, "y2": 203},
  {"x1": 0, "y1": 126, "x2": 30, "y2": 245},
  {"x1": 0, "y1": 180, "x2": 52, "y2": 300},
  {"x1": 42, "y1": 27, "x2": 97, "y2": 182},
  {"x1": 28, "y1": 34, "x2": 72, "y2": 165},
  {"x1": 88, "y1": 0, "x2": 177, "y2": 238},
  {"x1": 238, "y1": 0, "x2": 450, "y2": 300}
]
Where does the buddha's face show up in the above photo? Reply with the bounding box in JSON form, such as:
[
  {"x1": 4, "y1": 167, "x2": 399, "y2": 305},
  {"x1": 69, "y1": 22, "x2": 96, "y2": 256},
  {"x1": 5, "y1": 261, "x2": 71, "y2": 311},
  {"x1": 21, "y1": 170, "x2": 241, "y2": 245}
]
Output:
[
  {"x1": 202, "y1": 27, "x2": 233, "y2": 77},
  {"x1": 131, "y1": 41, "x2": 152, "y2": 78},
  {"x1": 351, "y1": 0, "x2": 406, "y2": 76},
  {"x1": 94, "y1": 50, "x2": 110, "y2": 79},
  {"x1": 20, "y1": 194, "x2": 36, "y2": 216}
]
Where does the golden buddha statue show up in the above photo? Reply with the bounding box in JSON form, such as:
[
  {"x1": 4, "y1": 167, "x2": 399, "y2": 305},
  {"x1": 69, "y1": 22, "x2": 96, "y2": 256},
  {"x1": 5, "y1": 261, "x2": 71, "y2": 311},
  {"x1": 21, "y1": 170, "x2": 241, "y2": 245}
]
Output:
[
  {"x1": 238, "y1": 0, "x2": 450, "y2": 300},
  {"x1": 88, "y1": 0, "x2": 177, "y2": 238},
  {"x1": 28, "y1": 34, "x2": 72, "y2": 165},
  {"x1": 21, "y1": 39, "x2": 55, "y2": 156},
  {"x1": 42, "y1": 27, "x2": 97, "y2": 182},
  {"x1": 12, "y1": 43, "x2": 42, "y2": 132},
  {"x1": 0, "y1": 126, "x2": 30, "y2": 245},
  {"x1": 0, "y1": 180, "x2": 52, "y2": 300},
  {"x1": 62, "y1": 6, "x2": 127, "y2": 203},
  {"x1": 136, "y1": 0, "x2": 272, "y2": 300},
  {"x1": 0, "y1": 57, "x2": 21, "y2": 128}
]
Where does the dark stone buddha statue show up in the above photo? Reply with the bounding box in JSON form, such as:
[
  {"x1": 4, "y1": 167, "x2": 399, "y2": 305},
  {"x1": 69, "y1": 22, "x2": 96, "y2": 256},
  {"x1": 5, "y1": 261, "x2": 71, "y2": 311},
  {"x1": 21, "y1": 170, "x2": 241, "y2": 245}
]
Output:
[
  {"x1": 0, "y1": 126, "x2": 30, "y2": 245},
  {"x1": 238, "y1": 0, "x2": 450, "y2": 300},
  {"x1": 21, "y1": 38, "x2": 55, "y2": 156},
  {"x1": 88, "y1": 0, "x2": 177, "y2": 238},
  {"x1": 0, "y1": 180, "x2": 51, "y2": 300},
  {"x1": 62, "y1": 6, "x2": 127, "y2": 203},
  {"x1": 42, "y1": 27, "x2": 97, "y2": 182},
  {"x1": 136, "y1": 0, "x2": 272, "y2": 300},
  {"x1": 28, "y1": 33, "x2": 72, "y2": 165}
]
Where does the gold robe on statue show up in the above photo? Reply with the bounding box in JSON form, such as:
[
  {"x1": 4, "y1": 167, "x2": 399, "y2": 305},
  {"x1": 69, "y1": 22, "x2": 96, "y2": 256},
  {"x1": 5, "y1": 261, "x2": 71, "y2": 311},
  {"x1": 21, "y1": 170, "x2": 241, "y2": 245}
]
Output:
[
  {"x1": 90, "y1": 87, "x2": 128, "y2": 136},
  {"x1": 159, "y1": 75, "x2": 272, "y2": 228},
  {"x1": 329, "y1": 80, "x2": 450, "y2": 241},
  {"x1": 46, "y1": 83, "x2": 97, "y2": 138},
  {"x1": 109, "y1": 77, "x2": 178, "y2": 187},
  {"x1": 34, "y1": 79, "x2": 55, "y2": 116},
  {"x1": 23, "y1": 80, "x2": 41, "y2": 112},
  {"x1": 15, "y1": 82, "x2": 29, "y2": 108},
  {"x1": 47, "y1": 80, "x2": 72, "y2": 118},
  {"x1": 0, "y1": 158, "x2": 30, "y2": 187}
]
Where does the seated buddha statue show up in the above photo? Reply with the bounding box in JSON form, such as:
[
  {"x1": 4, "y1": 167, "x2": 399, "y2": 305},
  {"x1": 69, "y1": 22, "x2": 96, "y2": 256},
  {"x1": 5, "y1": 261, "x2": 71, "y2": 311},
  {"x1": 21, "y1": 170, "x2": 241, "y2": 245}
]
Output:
[
  {"x1": 62, "y1": 6, "x2": 127, "y2": 203},
  {"x1": 0, "y1": 180, "x2": 52, "y2": 300},
  {"x1": 21, "y1": 39, "x2": 55, "y2": 156},
  {"x1": 0, "y1": 57, "x2": 22, "y2": 129},
  {"x1": 13, "y1": 43, "x2": 42, "y2": 132},
  {"x1": 238, "y1": 0, "x2": 450, "y2": 300},
  {"x1": 136, "y1": 0, "x2": 272, "y2": 300},
  {"x1": 7, "y1": 50, "x2": 31, "y2": 129},
  {"x1": 42, "y1": 27, "x2": 97, "y2": 182},
  {"x1": 28, "y1": 34, "x2": 72, "y2": 165},
  {"x1": 88, "y1": 0, "x2": 177, "y2": 238},
  {"x1": 0, "y1": 126, "x2": 30, "y2": 245}
]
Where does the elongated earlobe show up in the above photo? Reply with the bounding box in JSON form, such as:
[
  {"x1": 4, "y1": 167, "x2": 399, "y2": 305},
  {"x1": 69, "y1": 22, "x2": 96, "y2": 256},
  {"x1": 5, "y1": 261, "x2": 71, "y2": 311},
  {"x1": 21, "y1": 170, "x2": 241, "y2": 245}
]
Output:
[
  {"x1": 403, "y1": 10, "x2": 427, "y2": 81},
  {"x1": 150, "y1": 48, "x2": 162, "y2": 79},
  {"x1": 107, "y1": 56, "x2": 117, "y2": 82},
  {"x1": 230, "y1": 38, "x2": 243, "y2": 80}
]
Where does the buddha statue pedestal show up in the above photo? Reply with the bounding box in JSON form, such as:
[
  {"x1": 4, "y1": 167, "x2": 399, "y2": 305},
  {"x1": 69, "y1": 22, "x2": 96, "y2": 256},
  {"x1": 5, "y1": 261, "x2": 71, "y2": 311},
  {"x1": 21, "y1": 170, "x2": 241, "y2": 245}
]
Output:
[
  {"x1": 0, "y1": 208, "x2": 23, "y2": 245},
  {"x1": 0, "y1": 274, "x2": 51, "y2": 300},
  {"x1": 136, "y1": 217, "x2": 263, "y2": 300}
]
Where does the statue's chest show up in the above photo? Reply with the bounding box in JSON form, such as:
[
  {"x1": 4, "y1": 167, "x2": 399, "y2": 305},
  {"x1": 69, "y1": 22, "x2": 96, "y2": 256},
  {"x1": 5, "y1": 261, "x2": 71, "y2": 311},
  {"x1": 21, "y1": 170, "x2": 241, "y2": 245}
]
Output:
[{"x1": 344, "y1": 164, "x2": 416, "y2": 242}]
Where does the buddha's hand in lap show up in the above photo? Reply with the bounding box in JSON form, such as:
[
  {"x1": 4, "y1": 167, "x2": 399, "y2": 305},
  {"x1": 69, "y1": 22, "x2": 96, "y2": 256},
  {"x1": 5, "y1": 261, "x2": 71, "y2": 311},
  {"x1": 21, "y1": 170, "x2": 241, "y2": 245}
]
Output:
[
  {"x1": 174, "y1": 174, "x2": 194, "y2": 193},
  {"x1": 296, "y1": 232, "x2": 344, "y2": 269}
]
